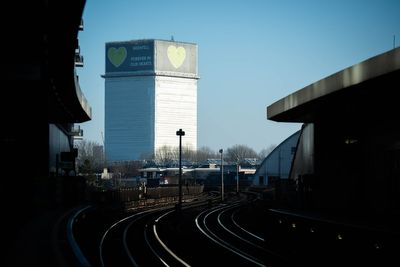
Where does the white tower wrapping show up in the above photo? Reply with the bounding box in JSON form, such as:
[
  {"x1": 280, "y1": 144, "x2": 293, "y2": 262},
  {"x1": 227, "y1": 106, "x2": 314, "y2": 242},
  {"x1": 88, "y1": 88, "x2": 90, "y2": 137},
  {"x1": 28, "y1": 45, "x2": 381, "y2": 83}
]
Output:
[{"x1": 104, "y1": 39, "x2": 198, "y2": 161}]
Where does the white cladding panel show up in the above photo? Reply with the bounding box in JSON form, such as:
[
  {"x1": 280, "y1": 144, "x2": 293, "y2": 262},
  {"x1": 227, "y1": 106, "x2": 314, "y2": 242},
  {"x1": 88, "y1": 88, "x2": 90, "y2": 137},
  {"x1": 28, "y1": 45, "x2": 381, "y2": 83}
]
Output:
[
  {"x1": 105, "y1": 76, "x2": 155, "y2": 161},
  {"x1": 155, "y1": 76, "x2": 197, "y2": 151}
]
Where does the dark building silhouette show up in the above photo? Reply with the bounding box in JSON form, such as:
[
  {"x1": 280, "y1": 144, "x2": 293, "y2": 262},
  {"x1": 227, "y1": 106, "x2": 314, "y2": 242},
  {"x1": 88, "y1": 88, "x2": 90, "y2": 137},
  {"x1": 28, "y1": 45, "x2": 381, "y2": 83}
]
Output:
[
  {"x1": 1, "y1": 1, "x2": 90, "y2": 265},
  {"x1": 268, "y1": 48, "x2": 400, "y2": 217}
]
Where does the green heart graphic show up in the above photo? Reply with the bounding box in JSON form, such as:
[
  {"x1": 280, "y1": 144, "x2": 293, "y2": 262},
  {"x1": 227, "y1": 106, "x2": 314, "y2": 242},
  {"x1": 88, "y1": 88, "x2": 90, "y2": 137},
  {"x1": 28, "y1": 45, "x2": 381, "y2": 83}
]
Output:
[
  {"x1": 107, "y1": 47, "x2": 127, "y2": 68},
  {"x1": 167, "y1": 45, "x2": 186, "y2": 69}
]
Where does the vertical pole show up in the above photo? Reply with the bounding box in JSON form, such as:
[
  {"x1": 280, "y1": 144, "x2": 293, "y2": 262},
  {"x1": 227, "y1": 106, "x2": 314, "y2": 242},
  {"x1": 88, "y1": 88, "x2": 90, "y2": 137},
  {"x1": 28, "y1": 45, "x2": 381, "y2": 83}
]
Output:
[
  {"x1": 236, "y1": 163, "x2": 239, "y2": 194},
  {"x1": 176, "y1": 129, "x2": 185, "y2": 211},
  {"x1": 178, "y1": 133, "x2": 182, "y2": 209},
  {"x1": 219, "y1": 149, "x2": 224, "y2": 202}
]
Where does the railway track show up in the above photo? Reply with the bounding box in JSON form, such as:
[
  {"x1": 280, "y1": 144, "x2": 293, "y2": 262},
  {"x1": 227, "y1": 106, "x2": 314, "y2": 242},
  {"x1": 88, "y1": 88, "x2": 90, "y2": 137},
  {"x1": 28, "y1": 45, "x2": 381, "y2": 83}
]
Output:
[{"x1": 68, "y1": 191, "x2": 400, "y2": 267}]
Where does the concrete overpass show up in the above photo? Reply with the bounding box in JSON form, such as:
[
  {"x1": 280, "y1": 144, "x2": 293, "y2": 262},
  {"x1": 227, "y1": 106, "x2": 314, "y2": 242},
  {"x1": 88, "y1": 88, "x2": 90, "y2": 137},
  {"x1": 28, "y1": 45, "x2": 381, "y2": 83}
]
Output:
[{"x1": 268, "y1": 47, "x2": 400, "y2": 123}]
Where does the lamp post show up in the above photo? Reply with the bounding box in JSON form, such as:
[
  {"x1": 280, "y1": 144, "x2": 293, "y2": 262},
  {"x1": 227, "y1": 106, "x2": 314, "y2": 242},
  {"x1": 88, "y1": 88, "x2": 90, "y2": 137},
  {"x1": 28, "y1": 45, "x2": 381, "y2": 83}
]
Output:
[
  {"x1": 219, "y1": 149, "x2": 224, "y2": 202},
  {"x1": 236, "y1": 162, "x2": 239, "y2": 194},
  {"x1": 176, "y1": 129, "x2": 185, "y2": 211}
]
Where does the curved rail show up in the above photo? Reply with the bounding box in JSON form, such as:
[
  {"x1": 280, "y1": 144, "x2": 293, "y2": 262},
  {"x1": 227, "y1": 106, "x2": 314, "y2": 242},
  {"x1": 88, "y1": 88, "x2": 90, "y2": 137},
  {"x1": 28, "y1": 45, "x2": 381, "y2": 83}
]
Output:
[
  {"x1": 153, "y1": 210, "x2": 191, "y2": 267},
  {"x1": 195, "y1": 204, "x2": 266, "y2": 267},
  {"x1": 67, "y1": 205, "x2": 93, "y2": 267},
  {"x1": 231, "y1": 209, "x2": 265, "y2": 242}
]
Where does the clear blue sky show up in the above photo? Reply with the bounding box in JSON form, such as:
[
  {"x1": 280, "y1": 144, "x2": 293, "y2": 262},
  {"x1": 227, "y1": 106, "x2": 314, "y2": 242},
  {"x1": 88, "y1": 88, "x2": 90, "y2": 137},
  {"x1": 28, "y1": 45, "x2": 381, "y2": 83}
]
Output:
[{"x1": 77, "y1": 0, "x2": 400, "y2": 153}]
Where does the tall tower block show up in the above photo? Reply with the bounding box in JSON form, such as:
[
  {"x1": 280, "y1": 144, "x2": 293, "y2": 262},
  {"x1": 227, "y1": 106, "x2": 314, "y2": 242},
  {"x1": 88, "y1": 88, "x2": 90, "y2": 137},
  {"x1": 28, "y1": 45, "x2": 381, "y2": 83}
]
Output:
[{"x1": 104, "y1": 39, "x2": 198, "y2": 161}]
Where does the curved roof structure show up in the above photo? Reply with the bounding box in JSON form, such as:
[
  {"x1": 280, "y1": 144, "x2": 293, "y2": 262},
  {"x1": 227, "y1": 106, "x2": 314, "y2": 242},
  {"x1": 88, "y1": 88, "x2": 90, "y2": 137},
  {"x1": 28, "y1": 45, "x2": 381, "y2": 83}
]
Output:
[
  {"x1": 267, "y1": 47, "x2": 400, "y2": 123},
  {"x1": 253, "y1": 130, "x2": 301, "y2": 181}
]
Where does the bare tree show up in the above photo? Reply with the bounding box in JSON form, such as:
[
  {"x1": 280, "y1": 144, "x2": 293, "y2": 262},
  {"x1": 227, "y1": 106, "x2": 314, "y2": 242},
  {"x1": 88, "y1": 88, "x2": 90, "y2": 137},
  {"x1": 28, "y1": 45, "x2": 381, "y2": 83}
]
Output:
[
  {"x1": 182, "y1": 145, "x2": 196, "y2": 163},
  {"x1": 154, "y1": 145, "x2": 178, "y2": 167},
  {"x1": 74, "y1": 139, "x2": 103, "y2": 173},
  {"x1": 195, "y1": 146, "x2": 218, "y2": 164},
  {"x1": 110, "y1": 160, "x2": 143, "y2": 178},
  {"x1": 226, "y1": 144, "x2": 258, "y2": 164},
  {"x1": 258, "y1": 144, "x2": 277, "y2": 159},
  {"x1": 140, "y1": 145, "x2": 218, "y2": 167}
]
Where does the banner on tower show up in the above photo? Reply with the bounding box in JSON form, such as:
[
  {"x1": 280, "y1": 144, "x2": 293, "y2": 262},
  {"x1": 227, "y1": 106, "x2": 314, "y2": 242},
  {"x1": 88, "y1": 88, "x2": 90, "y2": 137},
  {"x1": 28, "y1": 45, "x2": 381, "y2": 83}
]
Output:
[{"x1": 105, "y1": 39, "x2": 198, "y2": 78}]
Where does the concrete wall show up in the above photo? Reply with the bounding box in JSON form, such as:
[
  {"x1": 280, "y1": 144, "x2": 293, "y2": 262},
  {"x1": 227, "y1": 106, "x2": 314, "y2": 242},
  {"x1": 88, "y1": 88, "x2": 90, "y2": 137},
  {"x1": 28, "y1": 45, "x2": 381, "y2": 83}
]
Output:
[
  {"x1": 49, "y1": 124, "x2": 73, "y2": 173},
  {"x1": 290, "y1": 123, "x2": 314, "y2": 181}
]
